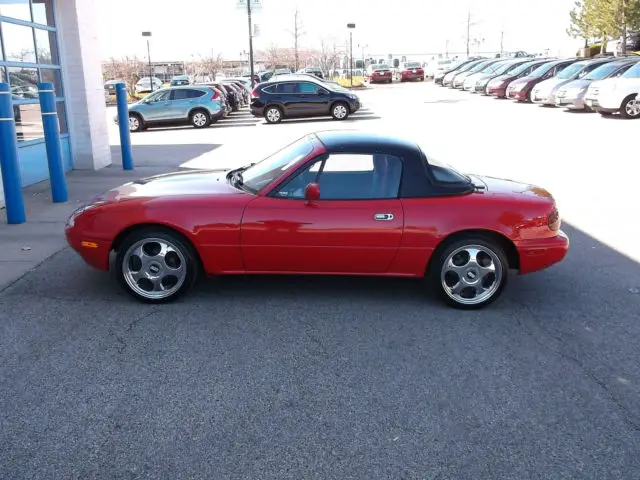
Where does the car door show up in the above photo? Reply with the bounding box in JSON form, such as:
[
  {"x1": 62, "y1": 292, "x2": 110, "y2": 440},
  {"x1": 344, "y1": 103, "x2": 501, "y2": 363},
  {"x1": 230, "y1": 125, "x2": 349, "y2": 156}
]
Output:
[
  {"x1": 137, "y1": 89, "x2": 171, "y2": 121},
  {"x1": 241, "y1": 153, "x2": 405, "y2": 274},
  {"x1": 296, "y1": 81, "x2": 330, "y2": 115},
  {"x1": 166, "y1": 88, "x2": 201, "y2": 120}
]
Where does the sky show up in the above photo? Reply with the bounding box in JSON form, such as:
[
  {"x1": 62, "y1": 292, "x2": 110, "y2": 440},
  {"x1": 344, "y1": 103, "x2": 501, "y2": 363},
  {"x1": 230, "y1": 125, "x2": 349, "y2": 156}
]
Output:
[{"x1": 95, "y1": 0, "x2": 579, "y2": 61}]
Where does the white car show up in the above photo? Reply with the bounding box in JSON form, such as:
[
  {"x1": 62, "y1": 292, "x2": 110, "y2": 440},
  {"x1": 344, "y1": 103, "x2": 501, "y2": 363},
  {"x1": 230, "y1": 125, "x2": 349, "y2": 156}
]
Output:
[
  {"x1": 135, "y1": 77, "x2": 163, "y2": 94},
  {"x1": 583, "y1": 62, "x2": 640, "y2": 118}
]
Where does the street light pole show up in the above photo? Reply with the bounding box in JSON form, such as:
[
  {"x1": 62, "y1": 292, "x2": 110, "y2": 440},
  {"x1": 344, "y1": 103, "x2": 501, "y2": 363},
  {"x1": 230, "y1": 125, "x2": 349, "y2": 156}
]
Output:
[
  {"x1": 142, "y1": 31, "x2": 153, "y2": 92},
  {"x1": 347, "y1": 23, "x2": 355, "y2": 87},
  {"x1": 246, "y1": 0, "x2": 256, "y2": 87}
]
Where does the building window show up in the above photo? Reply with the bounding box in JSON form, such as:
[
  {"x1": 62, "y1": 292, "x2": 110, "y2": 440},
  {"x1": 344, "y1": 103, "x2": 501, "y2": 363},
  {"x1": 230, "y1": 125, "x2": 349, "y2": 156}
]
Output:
[
  {"x1": 40, "y1": 67, "x2": 62, "y2": 96},
  {"x1": 34, "y1": 27, "x2": 57, "y2": 64},
  {"x1": 31, "y1": 0, "x2": 54, "y2": 26},
  {"x1": 1, "y1": 22, "x2": 36, "y2": 63},
  {"x1": 7, "y1": 66, "x2": 38, "y2": 98},
  {"x1": 1, "y1": 0, "x2": 67, "y2": 143},
  {"x1": 0, "y1": 0, "x2": 32, "y2": 22}
]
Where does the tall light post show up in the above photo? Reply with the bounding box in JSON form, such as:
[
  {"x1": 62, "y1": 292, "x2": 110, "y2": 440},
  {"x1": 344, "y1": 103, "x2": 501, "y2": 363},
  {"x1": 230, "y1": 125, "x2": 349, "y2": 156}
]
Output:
[
  {"x1": 347, "y1": 23, "x2": 355, "y2": 86},
  {"x1": 142, "y1": 31, "x2": 153, "y2": 91}
]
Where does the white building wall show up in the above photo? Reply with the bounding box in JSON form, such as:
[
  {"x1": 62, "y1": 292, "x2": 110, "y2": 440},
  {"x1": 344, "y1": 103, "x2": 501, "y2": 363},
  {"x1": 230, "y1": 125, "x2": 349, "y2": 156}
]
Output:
[{"x1": 55, "y1": 0, "x2": 111, "y2": 170}]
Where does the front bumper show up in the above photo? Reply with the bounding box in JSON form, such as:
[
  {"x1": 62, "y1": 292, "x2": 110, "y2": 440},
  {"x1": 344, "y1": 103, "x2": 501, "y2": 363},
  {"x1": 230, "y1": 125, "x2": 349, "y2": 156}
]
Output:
[
  {"x1": 555, "y1": 95, "x2": 585, "y2": 110},
  {"x1": 65, "y1": 225, "x2": 111, "y2": 271},
  {"x1": 531, "y1": 91, "x2": 555, "y2": 105},
  {"x1": 517, "y1": 230, "x2": 569, "y2": 275},
  {"x1": 508, "y1": 88, "x2": 527, "y2": 100}
]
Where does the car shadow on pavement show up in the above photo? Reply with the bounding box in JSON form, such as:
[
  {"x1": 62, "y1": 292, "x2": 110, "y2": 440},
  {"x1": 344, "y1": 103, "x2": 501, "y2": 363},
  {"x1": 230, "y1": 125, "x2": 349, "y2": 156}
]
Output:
[
  {"x1": 273, "y1": 115, "x2": 382, "y2": 126},
  {"x1": 110, "y1": 144, "x2": 221, "y2": 169}
]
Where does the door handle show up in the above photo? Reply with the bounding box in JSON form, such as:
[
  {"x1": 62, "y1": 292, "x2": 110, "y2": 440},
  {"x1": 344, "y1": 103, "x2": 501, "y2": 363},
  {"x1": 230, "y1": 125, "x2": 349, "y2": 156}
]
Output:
[{"x1": 374, "y1": 213, "x2": 394, "y2": 221}]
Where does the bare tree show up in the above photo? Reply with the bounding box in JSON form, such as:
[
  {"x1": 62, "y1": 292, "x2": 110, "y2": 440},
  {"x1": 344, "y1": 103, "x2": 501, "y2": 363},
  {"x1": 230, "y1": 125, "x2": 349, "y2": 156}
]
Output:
[
  {"x1": 264, "y1": 44, "x2": 295, "y2": 69},
  {"x1": 318, "y1": 39, "x2": 340, "y2": 77},
  {"x1": 102, "y1": 56, "x2": 145, "y2": 97},
  {"x1": 290, "y1": 8, "x2": 306, "y2": 71},
  {"x1": 465, "y1": 9, "x2": 480, "y2": 56},
  {"x1": 200, "y1": 51, "x2": 224, "y2": 82}
]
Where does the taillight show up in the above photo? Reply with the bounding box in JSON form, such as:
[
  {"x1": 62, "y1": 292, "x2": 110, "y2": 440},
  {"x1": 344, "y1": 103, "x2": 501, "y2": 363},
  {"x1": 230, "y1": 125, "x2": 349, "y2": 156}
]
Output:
[
  {"x1": 548, "y1": 207, "x2": 560, "y2": 231},
  {"x1": 210, "y1": 89, "x2": 219, "y2": 100},
  {"x1": 251, "y1": 88, "x2": 260, "y2": 98}
]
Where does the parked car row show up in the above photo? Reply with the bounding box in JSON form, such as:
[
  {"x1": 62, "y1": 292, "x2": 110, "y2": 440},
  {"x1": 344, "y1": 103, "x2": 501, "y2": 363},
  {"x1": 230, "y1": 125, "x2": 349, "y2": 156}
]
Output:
[
  {"x1": 436, "y1": 54, "x2": 640, "y2": 119},
  {"x1": 117, "y1": 79, "x2": 253, "y2": 132},
  {"x1": 249, "y1": 73, "x2": 361, "y2": 124}
]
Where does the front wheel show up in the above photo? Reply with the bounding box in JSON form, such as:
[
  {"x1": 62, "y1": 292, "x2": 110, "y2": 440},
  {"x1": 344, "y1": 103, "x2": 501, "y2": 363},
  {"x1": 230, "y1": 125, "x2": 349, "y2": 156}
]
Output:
[
  {"x1": 620, "y1": 95, "x2": 640, "y2": 119},
  {"x1": 115, "y1": 229, "x2": 200, "y2": 304},
  {"x1": 431, "y1": 237, "x2": 509, "y2": 309},
  {"x1": 128, "y1": 113, "x2": 144, "y2": 132},
  {"x1": 190, "y1": 110, "x2": 211, "y2": 128},
  {"x1": 331, "y1": 102, "x2": 350, "y2": 120}
]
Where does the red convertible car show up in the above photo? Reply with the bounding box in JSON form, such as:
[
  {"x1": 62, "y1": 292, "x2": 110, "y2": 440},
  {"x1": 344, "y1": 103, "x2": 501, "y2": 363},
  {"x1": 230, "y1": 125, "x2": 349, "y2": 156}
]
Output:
[{"x1": 66, "y1": 131, "x2": 568, "y2": 309}]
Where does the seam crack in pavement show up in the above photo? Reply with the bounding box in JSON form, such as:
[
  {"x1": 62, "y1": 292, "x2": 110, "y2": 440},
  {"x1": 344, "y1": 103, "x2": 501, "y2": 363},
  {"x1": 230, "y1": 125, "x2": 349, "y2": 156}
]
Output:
[
  {"x1": 115, "y1": 309, "x2": 159, "y2": 354},
  {"x1": 516, "y1": 301, "x2": 640, "y2": 432},
  {"x1": 0, "y1": 247, "x2": 71, "y2": 297}
]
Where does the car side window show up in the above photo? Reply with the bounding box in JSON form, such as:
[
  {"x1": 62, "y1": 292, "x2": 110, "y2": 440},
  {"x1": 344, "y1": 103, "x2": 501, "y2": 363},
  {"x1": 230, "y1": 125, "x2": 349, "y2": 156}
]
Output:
[
  {"x1": 276, "y1": 82, "x2": 300, "y2": 94},
  {"x1": 299, "y1": 82, "x2": 319, "y2": 94},
  {"x1": 172, "y1": 89, "x2": 202, "y2": 100},
  {"x1": 275, "y1": 154, "x2": 403, "y2": 200},
  {"x1": 150, "y1": 90, "x2": 171, "y2": 102},
  {"x1": 263, "y1": 85, "x2": 277, "y2": 93}
]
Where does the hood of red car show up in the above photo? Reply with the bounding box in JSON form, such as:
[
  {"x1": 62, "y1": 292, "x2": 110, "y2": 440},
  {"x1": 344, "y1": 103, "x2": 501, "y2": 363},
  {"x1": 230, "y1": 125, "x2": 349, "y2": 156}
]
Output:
[
  {"x1": 96, "y1": 169, "x2": 243, "y2": 202},
  {"x1": 508, "y1": 77, "x2": 530, "y2": 87},
  {"x1": 471, "y1": 174, "x2": 554, "y2": 202}
]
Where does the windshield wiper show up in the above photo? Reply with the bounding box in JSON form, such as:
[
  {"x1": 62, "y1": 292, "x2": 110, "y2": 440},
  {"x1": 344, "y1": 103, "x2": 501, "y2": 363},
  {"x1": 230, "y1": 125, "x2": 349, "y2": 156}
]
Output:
[{"x1": 226, "y1": 162, "x2": 255, "y2": 180}]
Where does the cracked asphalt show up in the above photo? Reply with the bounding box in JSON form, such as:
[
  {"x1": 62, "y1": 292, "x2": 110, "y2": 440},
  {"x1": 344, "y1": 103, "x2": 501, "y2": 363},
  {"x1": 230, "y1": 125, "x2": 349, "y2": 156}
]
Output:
[{"x1": 2, "y1": 82, "x2": 640, "y2": 479}]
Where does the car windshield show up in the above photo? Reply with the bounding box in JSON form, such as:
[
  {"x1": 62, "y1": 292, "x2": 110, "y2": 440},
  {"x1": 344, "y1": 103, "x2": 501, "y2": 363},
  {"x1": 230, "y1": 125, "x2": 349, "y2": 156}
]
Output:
[
  {"x1": 469, "y1": 61, "x2": 491, "y2": 73},
  {"x1": 509, "y1": 61, "x2": 538, "y2": 76},
  {"x1": 426, "y1": 155, "x2": 470, "y2": 183},
  {"x1": 585, "y1": 63, "x2": 626, "y2": 80},
  {"x1": 483, "y1": 62, "x2": 505, "y2": 73},
  {"x1": 556, "y1": 63, "x2": 585, "y2": 79},
  {"x1": 622, "y1": 63, "x2": 640, "y2": 78},
  {"x1": 529, "y1": 62, "x2": 556, "y2": 77},
  {"x1": 241, "y1": 136, "x2": 315, "y2": 192},
  {"x1": 494, "y1": 61, "x2": 518, "y2": 74}
]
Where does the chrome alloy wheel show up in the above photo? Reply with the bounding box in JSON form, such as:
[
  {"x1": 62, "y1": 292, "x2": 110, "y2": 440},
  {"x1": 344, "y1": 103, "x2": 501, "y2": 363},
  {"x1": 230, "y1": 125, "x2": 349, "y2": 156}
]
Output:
[
  {"x1": 129, "y1": 116, "x2": 140, "y2": 131},
  {"x1": 625, "y1": 98, "x2": 640, "y2": 117},
  {"x1": 440, "y1": 244, "x2": 503, "y2": 306},
  {"x1": 122, "y1": 237, "x2": 187, "y2": 300},
  {"x1": 192, "y1": 112, "x2": 208, "y2": 127},
  {"x1": 333, "y1": 104, "x2": 348, "y2": 119},
  {"x1": 266, "y1": 107, "x2": 281, "y2": 123}
]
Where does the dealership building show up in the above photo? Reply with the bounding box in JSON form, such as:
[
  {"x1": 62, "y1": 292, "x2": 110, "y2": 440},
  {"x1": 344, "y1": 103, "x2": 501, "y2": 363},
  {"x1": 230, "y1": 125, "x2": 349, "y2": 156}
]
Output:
[{"x1": 0, "y1": 0, "x2": 110, "y2": 207}]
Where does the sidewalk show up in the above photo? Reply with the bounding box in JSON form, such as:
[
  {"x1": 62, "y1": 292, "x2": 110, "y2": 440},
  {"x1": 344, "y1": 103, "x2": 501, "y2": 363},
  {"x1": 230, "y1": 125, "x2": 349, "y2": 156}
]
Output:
[{"x1": 0, "y1": 143, "x2": 217, "y2": 292}]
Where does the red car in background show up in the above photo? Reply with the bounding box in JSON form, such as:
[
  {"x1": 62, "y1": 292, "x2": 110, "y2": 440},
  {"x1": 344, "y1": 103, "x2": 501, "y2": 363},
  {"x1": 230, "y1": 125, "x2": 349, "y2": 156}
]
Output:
[
  {"x1": 65, "y1": 131, "x2": 568, "y2": 309},
  {"x1": 486, "y1": 59, "x2": 552, "y2": 98},
  {"x1": 506, "y1": 58, "x2": 580, "y2": 102},
  {"x1": 400, "y1": 62, "x2": 425, "y2": 81},
  {"x1": 368, "y1": 65, "x2": 393, "y2": 84}
]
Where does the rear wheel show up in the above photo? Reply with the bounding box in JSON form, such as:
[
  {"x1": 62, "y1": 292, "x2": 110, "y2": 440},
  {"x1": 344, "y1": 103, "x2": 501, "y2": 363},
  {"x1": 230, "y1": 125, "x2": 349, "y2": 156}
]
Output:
[
  {"x1": 620, "y1": 95, "x2": 640, "y2": 119},
  {"x1": 115, "y1": 229, "x2": 200, "y2": 304},
  {"x1": 264, "y1": 105, "x2": 283, "y2": 124},
  {"x1": 190, "y1": 109, "x2": 210, "y2": 128},
  {"x1": 431, "y1": 236, "x2": 509, "y2": 309}
]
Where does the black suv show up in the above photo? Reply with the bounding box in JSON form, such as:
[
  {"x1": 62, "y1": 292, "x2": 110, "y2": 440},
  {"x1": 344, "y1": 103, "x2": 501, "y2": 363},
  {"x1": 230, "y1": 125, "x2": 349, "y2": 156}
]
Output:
[{"x1": 250, "y1": 76, "x2": 361, "y2": 124}]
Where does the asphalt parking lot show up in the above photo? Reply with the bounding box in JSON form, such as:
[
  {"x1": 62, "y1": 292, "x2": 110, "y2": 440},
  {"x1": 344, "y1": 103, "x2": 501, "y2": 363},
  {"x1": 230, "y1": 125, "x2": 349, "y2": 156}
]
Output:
[{"x1": 2, "y1": 82, "x2": 640, "y2": 479}]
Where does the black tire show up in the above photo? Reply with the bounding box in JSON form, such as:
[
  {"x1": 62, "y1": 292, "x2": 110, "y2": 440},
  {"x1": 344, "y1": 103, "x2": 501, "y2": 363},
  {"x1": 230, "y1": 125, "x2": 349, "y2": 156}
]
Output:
[
  {"x1": 264, "y1": 105, "x2": 283, "y2": 124},
  {"x1": 190, "y1": 109, "x2": 211, "y2": 128},
  {"x1": 429, "y1": 235, "x2": 509, "y2": 309},
  {"x1": 331, "y1": 101, "x2": 350, "y2": 120},
  {"x1": 115, "y1": 228, "x2": 200, "y2": 304},
  {"x1": 619, "y1": 95, "x2": 640, "y2": 119},
  {"x1": 128, "y1": 113, "x2": 144, "y2": 132}
]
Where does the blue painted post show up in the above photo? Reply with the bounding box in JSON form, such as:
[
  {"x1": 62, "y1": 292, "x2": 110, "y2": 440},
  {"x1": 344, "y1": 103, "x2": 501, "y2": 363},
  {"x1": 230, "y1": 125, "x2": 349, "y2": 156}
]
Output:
[
  {"x1": 0, "y1": 83, "x2": 27, "y2": 224},
  {"x1": 38, "y1": 82, "x2": 68, "y2": 203},
  {"x1": 116, "y1": 83, "x2": 134, "y2": 170}
]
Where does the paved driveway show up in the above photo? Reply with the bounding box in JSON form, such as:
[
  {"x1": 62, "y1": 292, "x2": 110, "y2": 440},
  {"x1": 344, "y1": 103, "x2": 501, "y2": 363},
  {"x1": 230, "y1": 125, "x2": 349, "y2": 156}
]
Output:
[{"x1": 2, "y1": 83, "x2": 640, "y2": 479}]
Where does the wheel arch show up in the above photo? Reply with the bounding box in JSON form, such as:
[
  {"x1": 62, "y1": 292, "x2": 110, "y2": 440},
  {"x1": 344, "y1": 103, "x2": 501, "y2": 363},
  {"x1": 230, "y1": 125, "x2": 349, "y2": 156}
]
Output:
[
  {"x1": 330, "y1": 99, "x2": 350, "y2": 113},
  {"x1": 425, "y1": 228, "x2": 520, "y2": 276},
  {"x1": 263, "y1": 103, "x2": 283, "y2": 115},
  {"x1": 111, "y1": 223, "x2": 204, "y2": 269},
  {"x1": 188, "y1": 106, "x2": 210, "y2": 119}
]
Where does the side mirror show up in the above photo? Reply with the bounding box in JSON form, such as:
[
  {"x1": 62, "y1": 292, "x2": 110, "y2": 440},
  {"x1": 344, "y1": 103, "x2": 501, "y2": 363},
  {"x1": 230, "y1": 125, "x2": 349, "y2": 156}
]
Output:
[
  {"x1": 318, "y1": 89, "x2": 327, "y2": 95},
  {"x1": 304, "y1": 183, "x2": 320, "y2": 202}
]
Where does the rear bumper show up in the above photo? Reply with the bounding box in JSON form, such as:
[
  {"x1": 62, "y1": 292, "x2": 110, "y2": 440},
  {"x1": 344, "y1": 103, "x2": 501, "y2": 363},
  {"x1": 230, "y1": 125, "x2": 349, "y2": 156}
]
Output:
[
  {"x1": 369, "y1": 75, "x2": 392, "y2": 83},
  {"x1": 517, "y1": 230, "x2": 569, "y2": 275}
]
